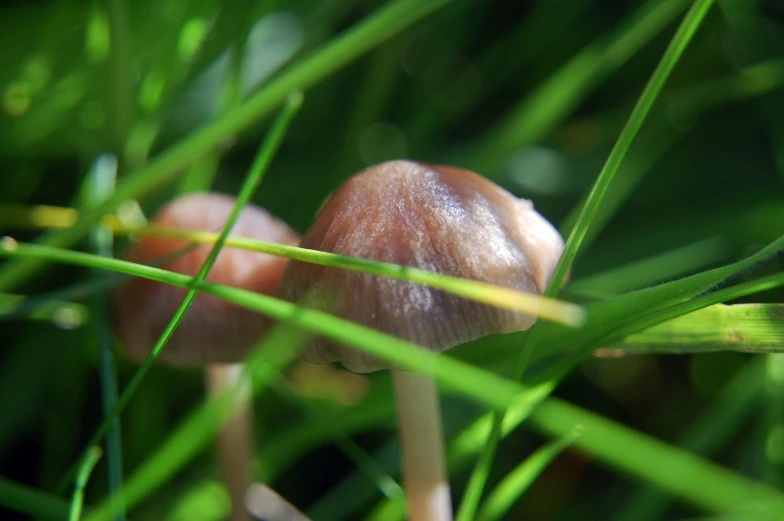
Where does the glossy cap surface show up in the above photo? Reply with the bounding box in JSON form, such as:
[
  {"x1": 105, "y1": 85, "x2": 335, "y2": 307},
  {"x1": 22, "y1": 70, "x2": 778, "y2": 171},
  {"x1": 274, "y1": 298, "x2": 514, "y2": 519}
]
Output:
[
  {"x1": 278, "y1": 160, "x2": 564, "y2": 373},
  {"x1": 112, "y1": 192, "x2": 300, "y2": 366}
]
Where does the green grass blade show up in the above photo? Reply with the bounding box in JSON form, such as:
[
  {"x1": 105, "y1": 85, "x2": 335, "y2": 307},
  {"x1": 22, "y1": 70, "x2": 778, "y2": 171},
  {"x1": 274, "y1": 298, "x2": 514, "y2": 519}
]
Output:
[
  {"x1": 306, "y1": 440, "x2": 400, "y2": 521},
  {"x1": 576, "y1": 260, "x2": 784, "y2": 358},
  {"x1": 0, "y1": 476, "x2": 72, "y2": 520},
  {"x1": 477, "y1": 431, "x2": 580, "y2": 521},
  {"x1": 82, "y1": 155, "x2": 125, "y2": 521},
  {"x1": 0, "y1": 0, "x2": 454, "y2": 294},
  {"x1": 599, "y1": 304, "x2": 784, "y2": 356},
  {"x1": 548, "y1": 0, "x2": 717, "y2": 295},
  {"x1": 0, "y1": 239, "x2": 526, "y2": 411},
  {"x1": 528, "y1": 397, "x2": 784, "y2": 519},
  {"x1": 68, "y1": 447, "x2": 103, "y2": 521},
  {"x1": 55, "y1": 91, "x2": 302, "y2": 493},
  {"x1": 457, "y1": 2, "x2": 717, "y2": 519},
  {"x1": 283, "y1": 236, "x2": 783, "y2": 521}
]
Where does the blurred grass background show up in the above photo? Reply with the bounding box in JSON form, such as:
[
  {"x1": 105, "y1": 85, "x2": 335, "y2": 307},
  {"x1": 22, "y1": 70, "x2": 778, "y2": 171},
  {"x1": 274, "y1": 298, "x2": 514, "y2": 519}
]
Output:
[{"x1": 0, "y1": 0, "x2": 783, "y2": 520}]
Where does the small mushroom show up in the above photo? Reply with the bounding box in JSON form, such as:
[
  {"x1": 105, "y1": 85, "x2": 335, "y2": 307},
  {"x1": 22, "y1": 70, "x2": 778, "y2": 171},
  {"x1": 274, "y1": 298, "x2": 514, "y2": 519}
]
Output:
[
  {"x1": 278, "y1": 160, "x2": 565, "y2": 521},
  {"x1": 112, "y1": 192, "x2": 299, "y2": 521}
]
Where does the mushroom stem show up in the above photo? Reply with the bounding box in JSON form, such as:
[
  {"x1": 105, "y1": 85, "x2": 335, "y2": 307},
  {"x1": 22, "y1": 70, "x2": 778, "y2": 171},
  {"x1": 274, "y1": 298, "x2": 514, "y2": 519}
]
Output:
[
  {"x1": 206, "y1": 363, "x2": 254, "y2": 521},
  {"x1": 392, "y1": 370, "x2": 453, "y2": 521}
]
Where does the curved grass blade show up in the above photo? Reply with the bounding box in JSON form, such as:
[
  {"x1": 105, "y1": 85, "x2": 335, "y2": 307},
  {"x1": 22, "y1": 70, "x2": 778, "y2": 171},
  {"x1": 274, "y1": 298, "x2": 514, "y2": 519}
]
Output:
[
  {"x1": 0, "y1": 0, "x2": 454, "y2": 294},
  {"x1": 0, "y1": 207, "x2": 586, "y2": 327},
  {"x1": 0, "y1": 239, "x2": 527, "y2": 411},
  {"x1": 456, "y1": 2, "x2": 718, "y2": 519},
  {"x1": 68, "y1": 447, "x2": 103, "y2": 521}
]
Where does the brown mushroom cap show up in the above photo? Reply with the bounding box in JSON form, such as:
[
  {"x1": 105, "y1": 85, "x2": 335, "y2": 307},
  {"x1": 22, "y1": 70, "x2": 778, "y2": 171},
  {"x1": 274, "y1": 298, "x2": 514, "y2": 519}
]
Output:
[
  {"x1": 278, "y1": 160, "x2": 564, "y2": 373},
  {"x1": 112, "y1": 192, "x2": 300, "y2": 366}
]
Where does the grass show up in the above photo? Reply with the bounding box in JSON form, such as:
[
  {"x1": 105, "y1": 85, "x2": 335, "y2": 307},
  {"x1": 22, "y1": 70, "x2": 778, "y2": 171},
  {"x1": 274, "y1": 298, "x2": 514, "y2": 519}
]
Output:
[{"x1": 1, "y1": 1, "x2": 783, "y2": 521}]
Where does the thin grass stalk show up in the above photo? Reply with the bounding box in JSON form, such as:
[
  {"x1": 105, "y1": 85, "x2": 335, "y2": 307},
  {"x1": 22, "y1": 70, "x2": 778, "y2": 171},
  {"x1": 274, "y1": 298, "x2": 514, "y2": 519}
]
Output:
[{"x1": 456, "y1": 2, "x2": 717, "y2": 519}]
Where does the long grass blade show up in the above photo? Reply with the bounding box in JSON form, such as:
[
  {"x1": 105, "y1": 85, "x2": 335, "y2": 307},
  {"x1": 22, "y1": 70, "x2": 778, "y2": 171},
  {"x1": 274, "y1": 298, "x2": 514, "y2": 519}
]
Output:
[
  {"x1": 82, "y1": 155, "x2": 125, "y2": 521},
  {"x1": 0, "y1": 208, "x2": 586, "y2": 327},
  {"x1": 456, "y1": 2, "x2": 717, "y2": 520},
  {"x1": 0, "y1": 238, "x2": 528, "y2": 411}
]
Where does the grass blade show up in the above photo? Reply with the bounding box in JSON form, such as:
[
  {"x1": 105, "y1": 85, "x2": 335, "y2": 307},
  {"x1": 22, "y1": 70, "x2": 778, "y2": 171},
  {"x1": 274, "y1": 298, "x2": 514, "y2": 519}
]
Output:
[
  {"x1": 599, "y1": 304, "x2": 784, "y2": 356},
  {"x1": 82, "y1": 155, "x2": 125, "y2": 521},
  {"x1": 457, "y1": 2, "x2": 718, "y2": 519},
  {"x1": 68, "y1": 447, "x2": 103, "y2": 521},
  {"x1": 0, "y1": 239, "x2": 527, "y2": 411},
  {"x1": 0, "y1": 209, "x2": 586, "y2": 327},
  {"x1": 464, "y1": 0, "x2": 690, "y2": 174}
]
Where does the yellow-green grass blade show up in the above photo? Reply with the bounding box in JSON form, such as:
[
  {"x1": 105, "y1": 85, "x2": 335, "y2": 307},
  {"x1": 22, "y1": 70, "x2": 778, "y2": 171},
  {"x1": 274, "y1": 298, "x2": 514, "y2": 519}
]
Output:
[
  {"x1": 68, "y1": 447, "x2": 102, "y2": 521},
  {"x1": 85, "y1": 323, "x2": 309, "y2": 521},
  {"x1": 0, "y1": 292, "x2": 89, "y2": 328},
  {"x1": 597, "y1": 304, "x2": 784, "y2": 356},
  {"x1": 0, "y1": 207, "x2": 586, "y2": 328}
]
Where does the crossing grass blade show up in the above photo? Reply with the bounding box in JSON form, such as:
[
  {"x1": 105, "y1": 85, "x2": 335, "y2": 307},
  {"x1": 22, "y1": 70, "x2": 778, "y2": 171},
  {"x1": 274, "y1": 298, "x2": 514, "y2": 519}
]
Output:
[{"x1": 457, "y1": 2, "x2": 719, "y2": 519}]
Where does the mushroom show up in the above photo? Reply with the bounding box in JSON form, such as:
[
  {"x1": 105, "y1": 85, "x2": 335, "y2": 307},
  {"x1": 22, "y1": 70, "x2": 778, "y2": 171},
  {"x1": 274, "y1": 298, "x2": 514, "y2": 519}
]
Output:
[
  {"x1": 277, "y1": 160, "x2": 565, "y2": 521},
  {"x1": 112, "y1": 192, "x2": 300, "y2": 521}
]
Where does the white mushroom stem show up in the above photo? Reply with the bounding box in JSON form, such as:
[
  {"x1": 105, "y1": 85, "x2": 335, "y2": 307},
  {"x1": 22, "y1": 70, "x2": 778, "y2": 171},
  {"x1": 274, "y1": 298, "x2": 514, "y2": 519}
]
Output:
[
  {"x1": 392, "y1": 370, "x2": 453, "y2": 521},
  {"x1": 206, "y1": 363, "x2": 254, "y2": 521}
]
